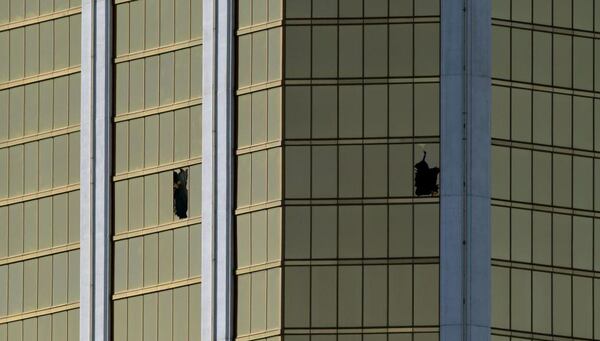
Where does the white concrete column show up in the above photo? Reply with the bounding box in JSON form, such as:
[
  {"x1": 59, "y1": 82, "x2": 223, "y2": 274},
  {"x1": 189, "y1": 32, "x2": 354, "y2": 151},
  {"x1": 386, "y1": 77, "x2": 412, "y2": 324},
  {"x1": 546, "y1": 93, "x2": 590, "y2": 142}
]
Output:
[
  {"x1": 80, "y1": 0, "x2": 93, "y2": 337},
  {"x1": 202, "y1": 0, "x2": 235, "y2": 340},
  {"x1": 80, "y1": 0, "x2": 112, "y2": 339},
  {"x1": 440, "y1": 0, "x2": 491, "y2": 340}
]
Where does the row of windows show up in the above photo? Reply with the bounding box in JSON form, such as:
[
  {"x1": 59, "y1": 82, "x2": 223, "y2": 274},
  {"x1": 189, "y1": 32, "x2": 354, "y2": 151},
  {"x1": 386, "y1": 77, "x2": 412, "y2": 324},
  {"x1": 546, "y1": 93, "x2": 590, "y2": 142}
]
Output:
[
  {"x1": 284, "y1": 144, "x2": 439, "y2": 200},
  {"x1": 0, "y1": 133, "x2": 80, "y2": 199},
  {"x1": 246, "y1": 336, "x2": 279, "y2": 341},
  {"x1": 492, "y1": 86, "x2": 600, "y2": 150},
  {"x1": 0, "y1": 74, "x2": 81, "y2": 142},
  {"x1": 0, "y1": 191, "x2": 79, "y2": 257},
  {"x1": 113, "y1": 225, "x2": 201, "y2": 293},
  {"x1": 238, "y1": 0, "x2": 281, "y2": 28},
  {"x1": 237, "y1": 267, "x2": 280, "y2": 336},
  {"x1": 286, "y1": 334, "x2": 439, "y2": 341},
  {"x1": 237, "y1": 207, "x2": 281, "y2": 268},
  {"x1": 284, "y1": 264, "x2": 439, "y2": 328},
  {"x1": 285, "y1": 0, "x2": 439, "y2": 19},
  {"x1": 237, "y1": 148, "x2": 281, "y2": 207},
  {"x1": 114, "y1": 106, "x2": 202, "y2": 174},
  {"x1": 493, "y1": 206, "x2": 600, "y2": 270},
  {"x1": 492, "y1": 266, "x2": 599, "y2": 338},
  {"x1": 114, "y1": 0, "x2": 202, "y2": 57},
  {"x1": 0, "y1": 309, "x2": 79, "y2": 341},
  {"x1": 114, "y1": 166, "x2": 201, "y2": 233},
  {"x1": 238, "y1": 27, "x2": 281, "y2": 88},
  {"x1": 493, "y1": 0, "x2": 598, "y2": 31},
  {"x1": 238, "y1": 87, "x2": 281, "y2": 148},
  {"x1": 0, "y1": 0, "x2": 80, "y2": 24},
  {"x1": 0, "y1": 250, "x2": 79, "y2": 316},
  {"x1": 284, "y1": 204, "x2": 438, "y2": 260},
  {"x1": 492, "y1": 146, "x2": 600, "y2": 210},
  {"x1": 285, "y1": 24, "x2": 439, "y2": 79},
  {"x1": 113, "y1": 285, "x2": 201, "y2": 341},
  {"x1": 492, "y1": 335, "x2": 571, "y2": 341},
  {"x1": 0, "y1": 16, "x2": 81, "y2": 83},
  {"x1": 285, "y1": 84, "x2": 439, "y2": 139},
  {"x1": 115, "y1": 47, "x2": 202, "y2": 115},
  {"x1": 493, "y1": 26, "x2": 600, "y2": 90}
]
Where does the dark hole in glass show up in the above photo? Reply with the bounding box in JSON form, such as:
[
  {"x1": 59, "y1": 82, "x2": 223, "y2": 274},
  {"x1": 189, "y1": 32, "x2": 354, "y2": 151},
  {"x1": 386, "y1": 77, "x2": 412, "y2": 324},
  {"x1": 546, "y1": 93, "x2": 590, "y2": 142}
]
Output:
[
  {"x1": 173, "y1": 168, "x2": 189, "y2": 219},
  {"x1": 414, "y1": 151, "x2": 440, "y2": 196}
]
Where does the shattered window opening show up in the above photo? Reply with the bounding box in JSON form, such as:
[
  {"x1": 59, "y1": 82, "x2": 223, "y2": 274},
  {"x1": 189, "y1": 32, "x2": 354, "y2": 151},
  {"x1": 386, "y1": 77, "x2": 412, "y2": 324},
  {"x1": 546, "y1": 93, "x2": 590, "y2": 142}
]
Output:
[
  {"x1": 173, "y1": 168, "x2": 189, "y2": 219},
  {"x1": 414, "y1": 151, "x2": 440, "y2": 196}
]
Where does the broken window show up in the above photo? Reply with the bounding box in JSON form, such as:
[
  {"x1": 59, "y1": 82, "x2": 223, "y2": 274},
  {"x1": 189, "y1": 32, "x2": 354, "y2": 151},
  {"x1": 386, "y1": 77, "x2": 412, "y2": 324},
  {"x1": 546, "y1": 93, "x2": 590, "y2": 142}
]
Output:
[
  {"x1": 173, "y1": 168, "x2": 189, "y2": 219},
  {"x1": 414, "y1": 151, "x2": 440, "y2": 196}
]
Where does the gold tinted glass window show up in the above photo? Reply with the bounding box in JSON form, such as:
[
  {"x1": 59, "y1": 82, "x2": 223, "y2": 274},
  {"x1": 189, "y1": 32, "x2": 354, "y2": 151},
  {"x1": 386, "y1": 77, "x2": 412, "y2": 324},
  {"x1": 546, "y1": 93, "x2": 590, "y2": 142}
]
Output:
[
  {"x1": 0, "y1": 0, "x2": 81, "y2": 337},
  {"x1": 111, "y1": 0, "x2": 202, "y2": 338},
  {"x1": 236, "y1": 0, "x2": 440, "y2": 340},
  {"x1": 492, "y1": 2, "x2": 600, "y2": 340}
]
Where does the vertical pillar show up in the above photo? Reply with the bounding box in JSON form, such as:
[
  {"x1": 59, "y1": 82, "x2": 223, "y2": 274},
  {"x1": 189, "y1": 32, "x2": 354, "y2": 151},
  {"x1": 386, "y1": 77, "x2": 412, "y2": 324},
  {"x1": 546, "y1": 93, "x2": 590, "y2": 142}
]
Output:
[
  {"x1": 80, "y1": 0, "x2": 112, "y2": 339},
  {"x1": 202, "y1": 0, "x2": 235, "y2": 340},
  {"x1": 440, "y1": 0, "x2": 491, "y2": 340},
  {"x1": 80, "y1": 0, "x2": 93, "y2": 337}
]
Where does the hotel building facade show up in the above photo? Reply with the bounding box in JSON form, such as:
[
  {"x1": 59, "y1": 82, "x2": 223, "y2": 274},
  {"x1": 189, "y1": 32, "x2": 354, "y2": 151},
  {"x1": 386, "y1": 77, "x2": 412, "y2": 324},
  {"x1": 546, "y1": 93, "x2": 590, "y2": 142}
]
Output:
[{"x1": 0, "y1": 0, "x2": 598, "y2": 341}]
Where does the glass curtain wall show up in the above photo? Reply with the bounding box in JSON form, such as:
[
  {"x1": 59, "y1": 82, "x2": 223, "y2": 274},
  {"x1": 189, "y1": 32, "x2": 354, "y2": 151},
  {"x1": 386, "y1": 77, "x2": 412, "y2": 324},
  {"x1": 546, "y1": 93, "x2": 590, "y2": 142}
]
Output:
[
  {"x1": 235, "y1": 0, "x2": 283, "y2": 340},
  {"x1": 0, "y1": 0, "x2": 82, "y2": 339},
  {"x1": 491, "y1": 0, "x2": 600, "y2": 340},
  {"x1": 235, "y1": 0, "x2": 441, "y2": 340},
  {"x1": 111, "y1": 0, "x2": 203, "y2": 339}
]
